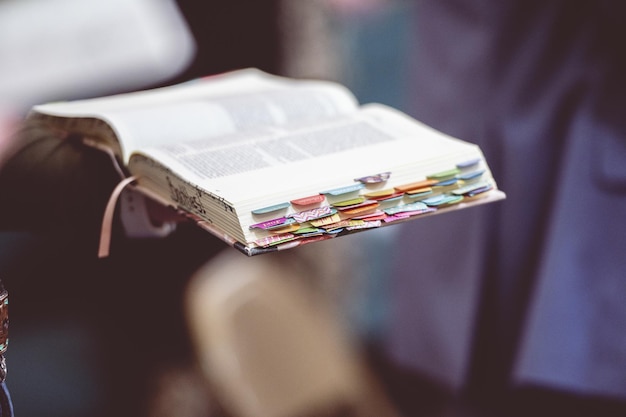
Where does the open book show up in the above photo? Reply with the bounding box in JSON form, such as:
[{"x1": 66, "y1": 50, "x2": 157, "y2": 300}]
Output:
[{"x1": 27, "y1": 69, "x2": 505, "y2": 256}]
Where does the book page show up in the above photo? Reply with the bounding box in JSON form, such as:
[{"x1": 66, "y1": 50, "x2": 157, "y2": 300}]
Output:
[
  {"x1": 130, "y1": 104, "x2": 482, "y2": 204},
  {"x1": 31, "y1": 69, "x2": 359, "y2": 162}
]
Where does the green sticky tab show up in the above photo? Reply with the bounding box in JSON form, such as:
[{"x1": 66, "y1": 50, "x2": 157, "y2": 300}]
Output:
[
  {"x1": 332, "y1": 197, "x2": 365, "y2": 207},
  {"x1": 427, "y1": 168, "x2": 461, "y2": 181}
]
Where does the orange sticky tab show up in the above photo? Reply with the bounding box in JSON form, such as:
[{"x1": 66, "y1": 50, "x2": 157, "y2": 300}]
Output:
[
  {"x1": 339, "y1": 201, "x2": 380, "y2": 215},
  {"x1": 395, "y1": 179, "x2": 438, "y2": 193}
]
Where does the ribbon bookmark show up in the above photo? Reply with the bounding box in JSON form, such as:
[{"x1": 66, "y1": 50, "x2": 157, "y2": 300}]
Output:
[{"x1": 98, "y1": 176, "x2": 137, "y2": 258}]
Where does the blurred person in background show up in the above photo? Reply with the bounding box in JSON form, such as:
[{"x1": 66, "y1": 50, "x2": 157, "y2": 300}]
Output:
[{"x1": 375, "y1": 1, "x2": 626, "y2": 416}]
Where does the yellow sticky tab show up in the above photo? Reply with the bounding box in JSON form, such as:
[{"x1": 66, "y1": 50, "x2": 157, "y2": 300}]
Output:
[
  {"x1": 405, "y1": 186, "x2": 432, "y2": 195},
  {"x1": 363, "y1": 188, "x2": 395, "y2": 198},
  {"x1": 310, "y1": 213, "x2": 342, "y2": 227},
  {"x1": 395, "y1": 179, "x2": 438, "y2": 193}
]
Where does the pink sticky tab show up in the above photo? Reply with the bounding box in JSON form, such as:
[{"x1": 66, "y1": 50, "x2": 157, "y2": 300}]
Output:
[
  {"x1": 290, "y1": 206, "x2": 335, "y2": 223},
  {"x1": 291, "y1": 194, "x2": 325, "y2": 206},
  {"x1": 254, "y1": 233, "x2": 297, "y2": 247},
  {"x1": 249, "y1": 217, "x2": 291, "y2": 230}
]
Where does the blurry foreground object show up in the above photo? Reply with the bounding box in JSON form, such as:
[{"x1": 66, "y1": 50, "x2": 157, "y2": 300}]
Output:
[
  {"x1": 186, "y1": 248, "x2": 401, "y2": 417},
  {"x1": 0, "y1": 284, "x2": 13, "y2": 417},
  {"x1": 0, "y1": 122, "x2": 121, "y2": 249},
  {"x1": 0, "y1": 0, "x2": 195, "y2": 111}
]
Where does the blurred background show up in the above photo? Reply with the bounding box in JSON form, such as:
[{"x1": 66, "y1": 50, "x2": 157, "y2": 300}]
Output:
[{"x1": 2, "y1": 1, "x2": 626, "y2": 417}]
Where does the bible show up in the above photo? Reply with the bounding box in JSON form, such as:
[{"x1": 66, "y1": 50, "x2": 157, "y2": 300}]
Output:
[{"x1": 26, "y1": 68, "x2": 505, "y2": 256}]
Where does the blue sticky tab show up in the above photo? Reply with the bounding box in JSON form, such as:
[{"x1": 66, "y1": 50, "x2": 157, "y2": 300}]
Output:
[
  {"x1": 467, "y1": 184, "x2": 493, "y2": 197},
  {"x1": 421, "y1": 195, "x2": 447, "y2": 206},
  {"x1": 458, "y1": 169, "x2": 485, "y2": 181},
  {"x1": 320, "y1": 183, "x2": 365, "y2": 196},
  {"x1": 251, "y1": 202, "x2": 290, "y2": 215},
  {"x1": 384, "y1": 201, "x2": 429, "y2": 215},
  {"x1": 452, "y1": 180, "x2": 491, "y2": 196},
  {"x1": 434, "y1": 178, "x2": 459, "y2": 187},
  {"x1": 456, "y1": 158, "x2": 481, "y2": 170},
  {"x1": 423, "y1": 195, "x2": 463, "y2": 206}
]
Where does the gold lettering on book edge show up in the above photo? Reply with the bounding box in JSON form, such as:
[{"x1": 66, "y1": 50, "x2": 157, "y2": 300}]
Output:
[
  {"x1": 165, "y1": 176, "x2": 235, "y2": 215},
  {"x1": 167, "y1": 176, "x2": 207, "y2": 215}
]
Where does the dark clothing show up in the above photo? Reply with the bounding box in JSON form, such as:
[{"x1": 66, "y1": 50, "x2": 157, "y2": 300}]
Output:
[{"x1": 386, "y1": 0, "x2": 626, "y2": 404}]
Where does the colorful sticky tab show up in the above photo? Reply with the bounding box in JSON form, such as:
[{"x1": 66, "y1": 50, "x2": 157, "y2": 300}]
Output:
[
  {"x1": 269, "y1": 223, "x2": 301, "y2": 234},
  {"x1": 251, "y1": 202, "x2": 290, "y2": 215},
  {"x1": 290, "y1": 206, "x2": 336, "y2": 223},
  {"x1": 427, "y1": 168, "x2": 461, "y2": 181},
  {"x1": 339, "y1": 201, "x2": 380, "y2": 215},
  {"x1": 332, "y1": 196, "x2": 366, "y2": 207},
  {"x1": 250, "y1": 217, "x2": 292, "y2": 230},
  {"x1": 434, "y1": 178, "x2": 459, "y2": 187},
  {"x1": 292, "y1": 226, "x2": 324, "y2": 235},
  {"x1": 420, "y1": 195, "x2": 446, "y2": 206},
  {"x1": 384, "y1": 201, "x2": 429, "y2": 215},
  {"x1": 254, "y1": 233, "x2": 297, "y2": 247},
  {"x1": 290, "y1": 194, "x2": 325, "y2": 206},
  {"x1": 346, "y1": 220, "x2": 382, "y2": 230},
  {"x1": 405, "y1": 189, "x2": 433, "y2": 200},
  {"x1": 466, "y1": 184, "x2": 493, "y2": 198},
  {"x1": 369, "y1": 191, "x2": 405, "y2": 202},
  {"x1": 363, "y1": 188, "x2": 395, "y2": 198},
  {"x1": 351, "y1": 210, "x2": 387, "y2": 221},
  {"x1": 384, "y1": 207, "x2": 436, "y2": 222},
  {"x1": 458, "y1": 169, "x2": 485, "y2": 181},
  {"x1": 405, "y1": 186, "x2": 432, "y2": 195},
  {"x1": 456, "y1": 158, "x2": 481, "y2": 170},
  {"x1": 452, "y1": 180, "x2": 491, "y2": 196},
  {"x1": 395, "y1": 179, "x2": 438, "y2": 193},
  {"x1": 310, "y1": 213, "x2": 342, "y2": 227},
  {"x1": 320, "y1": 183, "x2": 365, "y2": 196},
  {"x1": 354, "y1": 171, "x2": 391, "y2": 184},
  {"x1": 422, "y1": 194, "x2": 463, "y2": 207},
  {"x1": 323, "y1": 219, "x2": 365, "y2": 231}
]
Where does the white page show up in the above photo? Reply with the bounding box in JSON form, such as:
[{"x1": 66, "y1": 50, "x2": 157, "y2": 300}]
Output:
[
  {"x1": 32, "y1": 70, "x2": 359, "y2": 162},
  {"x1": 132, "y1": 104, "x2": 482, "y2": 205}
]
